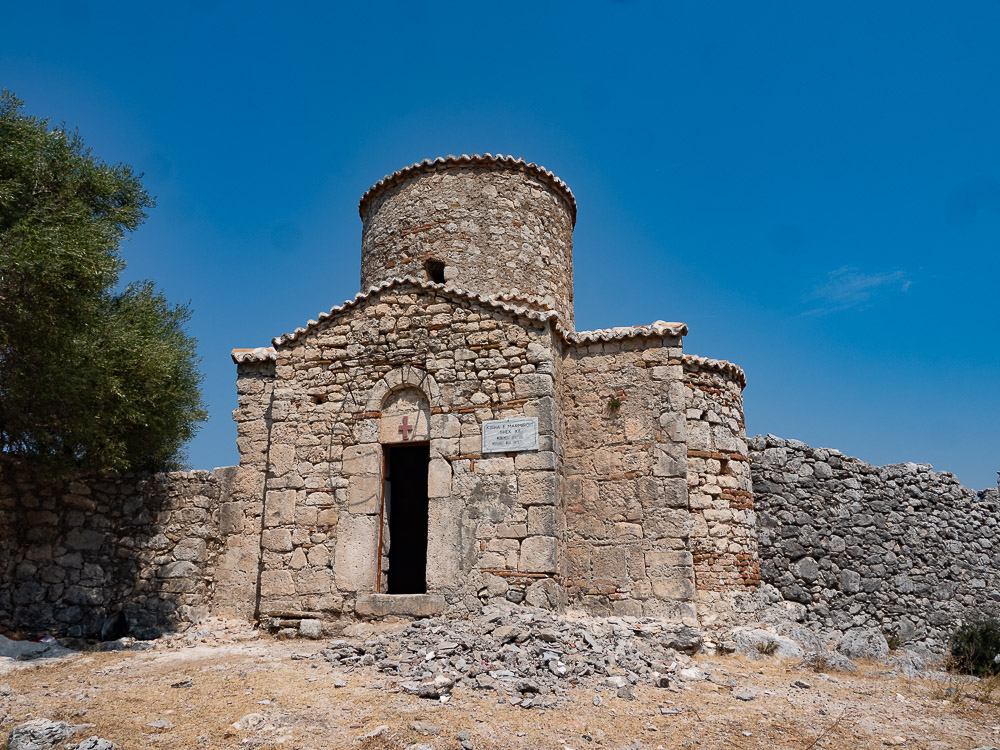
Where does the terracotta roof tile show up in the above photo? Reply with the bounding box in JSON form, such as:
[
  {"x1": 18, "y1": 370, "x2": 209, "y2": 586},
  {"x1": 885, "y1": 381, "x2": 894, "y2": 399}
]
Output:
[
  {"x1": 233, "y1": 277, "x2": 689, "y2": 360},
  {"x1": 269, "y1": 276, "x2": 563, "y2": 349},
  {"x1": 359, "y1": 154, "x2": 578, "y2": 225},
  {"x1": 683, "y1": 353, "x2": 747, "y2": 388},
  {"x1": 230, "y1": 347, "x2": 278, "y2": 364},
  {"x1": 570, "y1": 321, "x2": 688, "y2": 343}
]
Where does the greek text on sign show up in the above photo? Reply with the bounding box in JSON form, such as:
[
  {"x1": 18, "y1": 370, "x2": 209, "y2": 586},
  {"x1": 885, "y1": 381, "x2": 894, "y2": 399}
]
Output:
[{"x1": 482, "y1": 417, "x2": 539, "y2": 453}]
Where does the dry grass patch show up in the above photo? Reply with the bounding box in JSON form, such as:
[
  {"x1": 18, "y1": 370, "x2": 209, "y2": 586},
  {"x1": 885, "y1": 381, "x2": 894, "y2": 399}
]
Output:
[{"x1": 1, "y1": 636, "x2": 999, "y2": 749}]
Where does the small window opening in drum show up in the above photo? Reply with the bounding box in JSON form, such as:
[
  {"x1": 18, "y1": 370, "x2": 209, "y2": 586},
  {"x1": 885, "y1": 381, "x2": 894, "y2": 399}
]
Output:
[{"x1": 425, "y1": 259, "x2": 446, "y2": 284}]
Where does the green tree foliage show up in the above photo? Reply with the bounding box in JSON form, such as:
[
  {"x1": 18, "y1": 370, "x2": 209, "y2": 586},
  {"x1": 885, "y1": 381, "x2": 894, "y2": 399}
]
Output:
[
  {"x1": 949, "y1": 618, "x2": 1000, "y2": 677},
  {"x1": 0, "y1": 90, "x2": 206, "y2": 474}
]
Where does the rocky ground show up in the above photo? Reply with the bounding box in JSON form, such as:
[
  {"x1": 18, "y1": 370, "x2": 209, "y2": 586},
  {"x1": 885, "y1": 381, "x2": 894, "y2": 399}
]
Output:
[{"x1": 1, "y1": 609, "x2": 999, "y2": 750}]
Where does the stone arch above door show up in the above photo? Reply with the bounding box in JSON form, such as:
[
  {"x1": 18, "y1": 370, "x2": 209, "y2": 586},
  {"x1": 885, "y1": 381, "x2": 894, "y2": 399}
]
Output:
[
  {"x1": 380, "y1": 386, "x2": 431, "y2": 444},
  {"x1": 366, "y1": 366, "x2": 441, "y2": 412}
]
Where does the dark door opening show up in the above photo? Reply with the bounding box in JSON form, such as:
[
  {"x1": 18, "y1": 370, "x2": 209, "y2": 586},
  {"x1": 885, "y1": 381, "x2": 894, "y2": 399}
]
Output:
[{"x1": 385, "y1": 443, "x2": 430, "y2": 594}]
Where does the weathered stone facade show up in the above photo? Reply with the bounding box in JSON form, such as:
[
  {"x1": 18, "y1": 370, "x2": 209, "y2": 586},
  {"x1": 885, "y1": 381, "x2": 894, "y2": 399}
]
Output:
[
  {"x1": 359, "y1": 155, "x2": 577, "y2": 328},
  {"x1": 4, "y1": 154, "x2": 992, "y2": 645},
  {"x1": 4, "y1": 436, "x2": 996, "y2": 645},
  {"x1": 751, "y1": 434, "x2": 1000, "y2": 645},
  {"x1": 560, "y1": 329, "x2": 694, "y2": 621},
  {"x1": 0, "y1": 465, "x2": 255, "y2": 636},
  {"x1": 683, "y1": 358, "x2": 760, "y2": 601},
  {"x1": 230, "y1": 155, "x2": 756, "y2": 626}
]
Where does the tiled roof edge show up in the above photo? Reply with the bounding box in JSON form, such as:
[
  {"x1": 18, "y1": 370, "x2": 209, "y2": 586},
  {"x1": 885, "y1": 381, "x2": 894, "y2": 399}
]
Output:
[
  {"x1": 249, "y1": 276, "x2": 688, "y2": 354},
  {"x1": 269, "y1": 277, "x2": 561, "y2": 349},
  {"x1": 231, "y1": 347, "x2": 278, "y2": 364},
  {"x1": 491, "y1": 291, "x2": 556, "y2": 311},
  {"x1": 683, "y1": 353, "x2": 747, "y2": 388},
  {"x1": 566, "y1": 321, "x2": 688, "y2": 344},
  {"x1": 359, "y1": 154, "x2": 578, "y2": 226}
]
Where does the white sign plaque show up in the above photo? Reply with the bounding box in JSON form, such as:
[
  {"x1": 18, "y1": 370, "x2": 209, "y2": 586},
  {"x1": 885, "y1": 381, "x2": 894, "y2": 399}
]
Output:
[{"x1": 482, "y1": 417, "x2": 539, "y2": 453}]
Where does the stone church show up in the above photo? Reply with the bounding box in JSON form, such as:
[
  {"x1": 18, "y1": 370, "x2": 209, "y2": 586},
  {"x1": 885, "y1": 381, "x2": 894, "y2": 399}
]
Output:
[
  {"x1": 230, "y1": 155, "x2": 758, "y2": 627},
  {"x1": 2, "y1": 155, "x2": 991, "y2": 643}
]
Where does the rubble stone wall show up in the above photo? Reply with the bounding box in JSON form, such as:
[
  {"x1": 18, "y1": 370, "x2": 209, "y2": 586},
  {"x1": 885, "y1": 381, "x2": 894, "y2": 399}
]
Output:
[
  {"x1": 360, "y1": 160, "x2": 576, "y2": 328},
  {"x1": 683, "y1": 360, "x2": 759, "y2": 613},
  {"x1": 0, "y1": 465, "x2": 255, "y2": 636},
  {"x1": 238, "y1": 284, "x2": 566, "y2": 621},
  {"x1": 560, "y1": 335, "x2": 696, "y2": 623},
  {"x1": 751, "y1": 434, "x2": 1000, "y2": 644},
  {"x1": 229, "y1": 356, "x2": 277, "y2": 621}
]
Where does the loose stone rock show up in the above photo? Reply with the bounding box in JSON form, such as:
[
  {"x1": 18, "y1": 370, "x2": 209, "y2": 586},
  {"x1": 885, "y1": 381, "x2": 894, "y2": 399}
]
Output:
[
  {"x1": 7, "y1": 720, "x2": 79, "y2": 750},
  {"x1": 299, "y1": 619, "x2": 323, "y2": 639},
  {"x1": 232, "y1": 713, "x2": 266, "y2": 731},
  {"x1": 360, "y1": 725, "x2": 389, "y2": 740},
  {"x1": 663, "y1": 627, "x2": 703, "y2": 655},
  {"x1": 617, "y1": 685, "x2": 638, "y2": 700},
  {"x1": 410, "y1": 722, "x2": 442, "y2": 736},
  {"x1": 71, "y1": 739, "x2": 117, "y2": 750},
  {"x1": 678, "y1": 667, "x2": 706, "y2": 682},
  {"x1": 888, "y1": 650, "x2": 927, "y2": 678}
]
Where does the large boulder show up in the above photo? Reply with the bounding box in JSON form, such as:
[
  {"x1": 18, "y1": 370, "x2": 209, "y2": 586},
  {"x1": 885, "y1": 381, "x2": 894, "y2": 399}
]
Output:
[
  {"x1": 888, "y1": 648, "x2": 929, "y2": 678},
  {"x1": 799, "y1": 650, "x2": 858, "y2": 673},
  {"x1": 777, "y1": 625, "x2": 824, "y2": 654},
  {"x1": 7, "y1": 719, "x2": 78, "y2": 750},
  {"x1": 730, "y1": 628, "x2": 804, "y2": 659},
  {"x1": 662, "y1": 626, "x2": 703, "y2": 655},
  {"x1": 836, "y1": 629, "x2": 890, "y2": 660},
  {"x1": 0, "y1": 635, "x2": 71, "y2": 661}
]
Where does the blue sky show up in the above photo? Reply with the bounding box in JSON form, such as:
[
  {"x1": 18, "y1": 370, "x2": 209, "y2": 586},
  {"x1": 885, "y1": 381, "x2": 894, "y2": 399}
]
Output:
[{"x1": 4, "y1": 1, "x2": 998, "y2": 488}]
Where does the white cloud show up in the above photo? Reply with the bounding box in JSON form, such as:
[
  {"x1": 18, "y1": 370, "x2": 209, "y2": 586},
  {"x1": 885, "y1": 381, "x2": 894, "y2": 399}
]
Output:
[{"x1": 803, "y1": 266, "x2": 909, "y2": 315}]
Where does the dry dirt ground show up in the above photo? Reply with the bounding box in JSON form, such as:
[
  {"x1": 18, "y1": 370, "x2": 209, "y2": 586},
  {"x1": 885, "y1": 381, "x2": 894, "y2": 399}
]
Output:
[{"x1": 2, "y1": 620, "x2": 999, "y2": 750}]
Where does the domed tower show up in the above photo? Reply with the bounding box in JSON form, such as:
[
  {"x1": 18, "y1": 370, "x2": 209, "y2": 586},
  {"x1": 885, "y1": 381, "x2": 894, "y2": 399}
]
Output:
[{"x1": 359, "y1": 154, "x2": 577, "y2": 329}]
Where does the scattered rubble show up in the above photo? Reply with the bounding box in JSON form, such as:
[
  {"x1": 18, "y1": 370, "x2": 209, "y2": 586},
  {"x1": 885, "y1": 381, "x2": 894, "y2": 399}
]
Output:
[
  {"x1": 313, "y1": 605, "x2": 701, "y2": 707},
  {"x1": 281, "y1": 605, "x2": 949, "y2": 714},
  {"x1": 1, "y1": 613, "x2": 971, "y2": 750}
]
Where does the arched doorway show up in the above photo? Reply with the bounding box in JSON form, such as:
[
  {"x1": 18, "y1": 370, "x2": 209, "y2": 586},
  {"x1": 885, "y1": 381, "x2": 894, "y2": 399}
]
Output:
[{"x1": 379, "y1": 387, "x2": 431, "y2": 594}]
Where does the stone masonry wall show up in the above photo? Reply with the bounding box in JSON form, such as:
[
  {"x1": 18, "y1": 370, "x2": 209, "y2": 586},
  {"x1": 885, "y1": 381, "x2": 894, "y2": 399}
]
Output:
[
  {"x1": 751, "y1": 434, "x2": 1000, "y2": 645},
  {"x1": 229, "y1": 356, "x2": 277, "y2": 621},
  {"x1": 360, "y1": 160, "x2": 577, "y2": 328},
  {"x1": 242, "y1": 282, "x2": 565, "y2": 621},
  {"x1": 0, "y1": 464, "x2": 254, "y2": 637},
  {"x1": 683, "y1": 359, "x2": 759, "y2": 619},
  {"x1": 560, "y1": 335, "x2": 696, "y2": 623}
]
